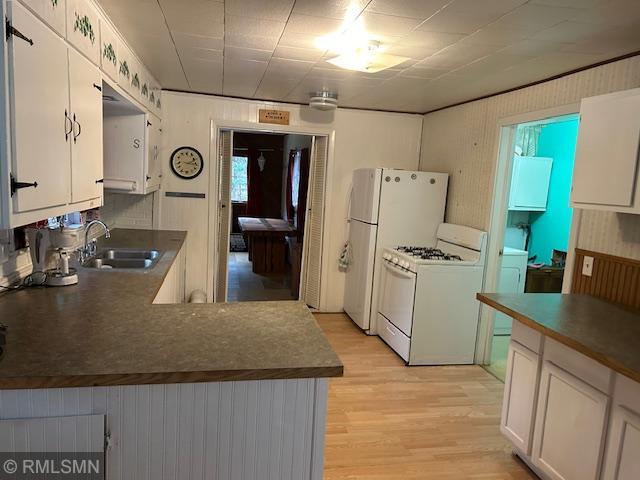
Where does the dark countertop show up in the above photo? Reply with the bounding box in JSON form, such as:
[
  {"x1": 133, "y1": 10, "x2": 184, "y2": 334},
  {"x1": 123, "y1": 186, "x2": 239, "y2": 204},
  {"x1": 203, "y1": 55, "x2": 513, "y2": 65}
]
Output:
[
  {"x1": 478, "y1": 293, "x2": 640, "y2": 383},
  {"x1": 0, "y1": 229, "x2": 343, "y2": 389}
]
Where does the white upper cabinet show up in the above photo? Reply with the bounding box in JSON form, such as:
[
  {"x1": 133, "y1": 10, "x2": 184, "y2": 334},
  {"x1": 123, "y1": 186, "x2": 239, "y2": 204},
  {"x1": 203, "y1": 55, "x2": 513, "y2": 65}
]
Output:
[
  {"x1": 65, "y1": 0, "x2": 100, "y2": 65},
  {"x1": 20, "y1": 0, "x2": 66, "y2": 37},
  {"x1": 509, "y1": 156, "x2": 553, "y2": 211},
  {"x1": 103, "y1": 112, "x2": 162, "y2": 195},
  {"x1": 99, "y1": 18, "x2": 118, "y2": 82},
  {"x1": 7, "y1": 2, "x2": 71, "y2": 213},
  {"x1": 68, "y1": 48, "x2": 103, "y2": 203},
  {"x1": 571, "y1": 88, "x2": 640, "y2": 213}
]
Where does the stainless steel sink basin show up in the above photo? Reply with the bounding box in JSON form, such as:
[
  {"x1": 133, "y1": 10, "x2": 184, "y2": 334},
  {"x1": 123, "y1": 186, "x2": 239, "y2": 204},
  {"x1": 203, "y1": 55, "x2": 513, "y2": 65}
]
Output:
[{"x1": 83, "y1": 249, "x2": 161, "y2": 270}]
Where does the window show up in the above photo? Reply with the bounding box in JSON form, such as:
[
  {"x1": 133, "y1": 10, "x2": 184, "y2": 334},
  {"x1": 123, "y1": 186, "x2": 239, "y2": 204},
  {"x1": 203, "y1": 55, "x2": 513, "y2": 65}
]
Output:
[
  {"x1": 231, "y1": 156, "x2": 248, "y2": 202},
  {"x1": 291, "y1": 151, "x2": 301, "y2": 208}
]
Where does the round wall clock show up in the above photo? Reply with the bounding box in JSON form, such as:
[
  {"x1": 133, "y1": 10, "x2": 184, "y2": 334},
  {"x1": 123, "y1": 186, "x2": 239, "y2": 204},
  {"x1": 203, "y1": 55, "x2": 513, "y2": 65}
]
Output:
[{"x1": 170, "y1": 146, "x2": 204, "y2": 179}]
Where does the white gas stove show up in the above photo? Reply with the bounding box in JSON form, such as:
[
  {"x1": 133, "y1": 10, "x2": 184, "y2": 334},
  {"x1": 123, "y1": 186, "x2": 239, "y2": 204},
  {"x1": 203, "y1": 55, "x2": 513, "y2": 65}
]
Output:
[{"x1": 377, "y1": 223, "x2": 487, "y2": 365}]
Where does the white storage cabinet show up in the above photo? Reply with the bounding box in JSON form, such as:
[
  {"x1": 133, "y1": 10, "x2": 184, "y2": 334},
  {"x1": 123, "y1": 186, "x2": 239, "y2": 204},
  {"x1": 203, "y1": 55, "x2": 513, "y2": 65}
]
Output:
[
  {"x1": 571, "y1": 88, "x2": 640, "y2": 213},
  {"x1": 3, "y1": 2, "x2": 102, "y2": 228},
  {"x1": 509, "y1": 156, "x2": 553, "y2": 211},
  {"x1": 103, "y1": 113, "x2": 162, "y2": 195}
]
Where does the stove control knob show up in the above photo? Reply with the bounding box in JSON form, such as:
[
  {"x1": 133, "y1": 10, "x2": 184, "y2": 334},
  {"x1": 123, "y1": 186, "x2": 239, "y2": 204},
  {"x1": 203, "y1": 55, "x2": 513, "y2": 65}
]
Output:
[
  {"x1": 401, "y1": 261, "x2": 410, "y2": 268},
  {"x1": 392, "y1": 257, "x2": 399, "y2": 264},
  {"x1": 383, "y1": 253, "x2": 391, "y2": 260}
]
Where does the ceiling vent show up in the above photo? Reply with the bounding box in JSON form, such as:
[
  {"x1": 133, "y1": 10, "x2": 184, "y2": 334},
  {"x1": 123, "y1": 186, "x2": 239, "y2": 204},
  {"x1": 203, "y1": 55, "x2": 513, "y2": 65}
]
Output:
[{"x1": 309, "y1": 91, "x2": 338, "y2": 111}]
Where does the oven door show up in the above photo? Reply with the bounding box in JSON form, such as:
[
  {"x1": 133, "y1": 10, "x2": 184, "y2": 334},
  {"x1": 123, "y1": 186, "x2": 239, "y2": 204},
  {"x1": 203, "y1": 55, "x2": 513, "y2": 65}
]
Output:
[{"x1": 378, "y1": 261, "x2": 416, "y2": 337}]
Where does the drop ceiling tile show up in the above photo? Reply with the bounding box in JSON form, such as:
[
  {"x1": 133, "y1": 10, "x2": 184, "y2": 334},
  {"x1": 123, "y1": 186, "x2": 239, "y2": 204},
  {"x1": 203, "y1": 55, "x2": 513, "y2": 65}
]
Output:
[
  {"x1": 266, "y1": 58, "x2": 315, "y2": 78},
  {"x1": 383, "y1": 42, "x2": 442, "y2": 60},
  {"x1": 401, "y1": 30, "x2": 466, "y2": 50},
  {"x1": 559, "y1": 25, "x2": 640, "y2": 55},
  {"x1": 418, "y1": 9, "x2": 496, "y2": 35},
  {"x1": 488, "y1": 3, "x2": 584, "y2": 35},
  {"x1": 255, "y1": 75, "x2": 300, "y2": 99},
  {"x1": 273, "y1": 45, "x2": 325, "y2": 62},
  {"x1": 226, "y1": 34, "x2": 280, "y2": 51},
  {"x1": 225, "y1": 46, "x2": 274, "y2": 62},
  {"x1": 570, "y1": 0, "x2": 640, "y2": 27},
  {"x1": 226, "y1": 15, "x2": 286, "y2": 37},
  {"x1": 530, "y1": 0, "x2": 605, "y2": 8},
  {"x1": 496, "y1": 38, "x2": 567, "y2": 57},
  {"x1": 458, "y1": 25, "x2": 529, "y2": 47},
  {"x1": 399, "y1": 65, "x2": 448, "y2": 79},
  {"x1": 278, "y1": 31, "x2": 322, "y2": 50},
  {"x1": 292, "y1": 0, "x2": 368, "y2": 20},
  {"x1": 183, "y1": 59, "x2": 223, "y2": 94},
  {"x1": 178, "y1": 46, "x2": 223, "y2": 63},
  {"x1": 530, "y1": 20, "x2": 606, "y2": 44},
  {"x1": 450, "y1": 52, "x2": 526, "y2": 76},
  {"x1": 225, "y1": 0, "x2": 295, "y2": 22},
  {"x1": 159, "y1": 0, "x2": 224, "y2": 37},
  {"x1": 367, "y1": 0, "x2": 450, "y2": 20},
  {"x1": 223, "y1": 58, "x2": 268, "y2": 97},
  {"x1": 282, "y1": 14, "x2": 344, "y2": 37},
  {"x1": 173, "y1": 32, "x2": 224, "y2": 51},
  {"x1": 417, "y1": 43, "x2": 500, "y2": 68},
  {"x1": 360, "y1": 13, "x2": 424, "y2": 38},
  {"x1": 445, "y1": 0, "x2": 527, "y2": 19}
]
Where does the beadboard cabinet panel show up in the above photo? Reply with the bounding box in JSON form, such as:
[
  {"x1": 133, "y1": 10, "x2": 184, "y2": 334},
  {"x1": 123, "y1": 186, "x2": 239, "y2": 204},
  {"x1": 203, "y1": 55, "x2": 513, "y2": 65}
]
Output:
[{"x1": 0, "y1": 379, "x2": 328, "y2": 480}]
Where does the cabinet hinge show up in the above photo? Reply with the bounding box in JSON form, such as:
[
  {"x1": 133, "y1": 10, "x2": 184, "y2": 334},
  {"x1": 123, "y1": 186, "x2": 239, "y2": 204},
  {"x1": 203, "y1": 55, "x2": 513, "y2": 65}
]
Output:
[
  {"x1": 5, "y1": 18, "x2": 33, "y2": 46},
  {"x1": 10, "y1": 173, "x2": 38, "y2": 196}
]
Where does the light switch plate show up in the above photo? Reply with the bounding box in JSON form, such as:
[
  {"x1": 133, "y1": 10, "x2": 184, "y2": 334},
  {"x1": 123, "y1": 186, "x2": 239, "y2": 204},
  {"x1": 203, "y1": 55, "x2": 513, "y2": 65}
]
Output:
[{"x1": 582, "y1": 256, "x2": 594, "y2": 277}]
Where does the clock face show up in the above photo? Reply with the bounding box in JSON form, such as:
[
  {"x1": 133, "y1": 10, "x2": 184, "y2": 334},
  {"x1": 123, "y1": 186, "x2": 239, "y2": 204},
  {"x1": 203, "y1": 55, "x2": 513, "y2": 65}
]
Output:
[{"x1": 170, "y1": 147, "x2": 203, "y2": 179}]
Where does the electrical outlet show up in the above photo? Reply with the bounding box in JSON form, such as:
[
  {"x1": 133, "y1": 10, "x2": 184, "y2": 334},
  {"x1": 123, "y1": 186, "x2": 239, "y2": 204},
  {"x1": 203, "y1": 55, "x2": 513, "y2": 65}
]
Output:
[{"x1": 582, "y1": 256, "x2": 594, "y2": 277}]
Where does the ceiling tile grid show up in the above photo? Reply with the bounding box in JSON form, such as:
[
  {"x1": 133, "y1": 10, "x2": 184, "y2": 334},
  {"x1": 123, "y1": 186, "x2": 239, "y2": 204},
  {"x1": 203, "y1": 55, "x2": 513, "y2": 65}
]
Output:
[{"x1": 97, "y1": 0, "x2": 640, "y2": 112}]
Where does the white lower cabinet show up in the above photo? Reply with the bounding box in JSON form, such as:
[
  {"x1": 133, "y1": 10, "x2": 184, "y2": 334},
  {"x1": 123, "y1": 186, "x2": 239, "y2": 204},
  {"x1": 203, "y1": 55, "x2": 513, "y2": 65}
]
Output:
[
  {"x1": 501, "y1": 340, "x2": 540, "y2": 455},
  {"x1": 531, "y1": 361, "x2": 609, "y2": 480},
  {"x1": 601, "y1": 375, "x2": 640, "y2": 480}
]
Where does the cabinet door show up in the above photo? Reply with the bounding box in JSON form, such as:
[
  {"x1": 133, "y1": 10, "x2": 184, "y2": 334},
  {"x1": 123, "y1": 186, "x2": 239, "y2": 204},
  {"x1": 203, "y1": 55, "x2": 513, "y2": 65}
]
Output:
[
  {"x1": 8, "y1": 2, "x2": 70, "y2": 213},
  {"x1": 69, "y1": 49, "x2": 103, "y2": 203},
  {"x1": 99, "y1": 18, "x2": 119, "y2": 82},
  {"x1": 509, "y1": 156, "x2": 553, "y2": 211},
  {"x1": 602, "y1": 406, "x2": 640, "y2": 480},
  {"x1": 532, "y1": 361, "x2": 609, "y2": 480},
  {"x1": 145, "y1": 116, "x2": 162, "y2": 192},
  {"x1": 21, "y1": 0, "x2": 66, "y2": 36},
  {"x1": 501, "y1": 340, "x2": 540, "y2": 454},
  {"x1": 572, "y1": 90, "x2": 640, "y2": 208},
  {"x1": 65, "y1": 0, "x2": 100, "y2": 65}
]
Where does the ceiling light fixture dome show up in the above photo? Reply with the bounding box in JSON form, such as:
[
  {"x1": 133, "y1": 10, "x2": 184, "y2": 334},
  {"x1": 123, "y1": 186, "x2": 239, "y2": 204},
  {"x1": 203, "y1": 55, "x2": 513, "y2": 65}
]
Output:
[{"x1": 309, "y1": 91, "x2": 338, "y2": 111}]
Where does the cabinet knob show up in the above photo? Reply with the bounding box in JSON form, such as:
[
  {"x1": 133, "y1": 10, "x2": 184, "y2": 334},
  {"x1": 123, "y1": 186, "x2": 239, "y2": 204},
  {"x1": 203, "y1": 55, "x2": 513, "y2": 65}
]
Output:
[{"x1": 10, "y1": 174, "x2": 38, "y2": 196}]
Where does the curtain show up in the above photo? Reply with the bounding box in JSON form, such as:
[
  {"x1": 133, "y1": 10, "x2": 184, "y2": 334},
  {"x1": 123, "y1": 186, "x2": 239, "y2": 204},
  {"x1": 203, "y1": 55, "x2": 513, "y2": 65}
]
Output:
[
  {"x1": 285, "y1": 149, "x2": 296, "y2": 222},
  {"x1": 246, "y1": 147, "x2": 262, "y2": 217},
  {"x1": 296, "y1": 148, "x2": 310, "y2": 240}
]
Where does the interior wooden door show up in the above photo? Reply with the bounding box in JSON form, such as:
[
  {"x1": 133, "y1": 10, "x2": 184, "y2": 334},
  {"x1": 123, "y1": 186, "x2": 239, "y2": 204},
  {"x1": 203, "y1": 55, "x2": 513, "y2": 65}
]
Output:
[
  {"x1": 301, "y1": 136, "x2": 328, "y2": 310},
  {"x1": 215, "y1": 130, "x2": 232, "y2": 302}
]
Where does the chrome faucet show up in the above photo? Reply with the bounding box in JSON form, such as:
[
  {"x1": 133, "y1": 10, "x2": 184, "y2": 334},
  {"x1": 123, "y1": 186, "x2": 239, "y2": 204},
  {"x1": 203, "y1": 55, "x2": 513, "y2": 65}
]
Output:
[{"x1": 79, "y1": 220, "x2": 111, "y2": 263}]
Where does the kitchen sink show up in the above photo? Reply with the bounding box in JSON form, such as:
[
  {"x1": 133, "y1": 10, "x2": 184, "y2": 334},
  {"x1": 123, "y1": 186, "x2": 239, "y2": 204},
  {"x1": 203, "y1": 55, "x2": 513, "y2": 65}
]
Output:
[{"x1": 83, "y1": 249, "x2": 161, "y2": 270}]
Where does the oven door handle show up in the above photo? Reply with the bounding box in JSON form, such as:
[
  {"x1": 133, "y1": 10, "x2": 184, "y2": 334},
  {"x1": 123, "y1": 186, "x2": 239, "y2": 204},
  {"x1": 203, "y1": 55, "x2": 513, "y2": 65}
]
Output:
[{"x1": 383, "y1": 261, "x2": 415, "y2": 279}]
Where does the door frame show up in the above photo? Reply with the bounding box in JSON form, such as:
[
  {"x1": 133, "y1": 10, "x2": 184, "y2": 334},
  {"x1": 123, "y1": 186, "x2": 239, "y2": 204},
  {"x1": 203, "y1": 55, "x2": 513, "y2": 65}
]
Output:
[
  {"x1": 477, "y1": 103, "x2": 581, "y2": 365},
  {"x1": 207, "y1": 121, "x2": 335, "y2": 308}
]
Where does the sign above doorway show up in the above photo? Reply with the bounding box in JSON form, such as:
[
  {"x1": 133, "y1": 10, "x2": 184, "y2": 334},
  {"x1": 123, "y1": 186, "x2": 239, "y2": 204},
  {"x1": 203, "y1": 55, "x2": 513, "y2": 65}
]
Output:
[{"x1": 259, "y1": 109, "x2": 290, "y2": 125}]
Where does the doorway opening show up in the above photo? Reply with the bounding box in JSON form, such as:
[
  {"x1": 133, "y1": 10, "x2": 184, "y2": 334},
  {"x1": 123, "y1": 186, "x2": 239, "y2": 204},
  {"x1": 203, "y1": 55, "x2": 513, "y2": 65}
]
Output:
[
  {"x1": 215, "y1": 129, "x2": 327, "y2": 306},
  {"x1": 484, "y1": 114, "x2": 580, "y2": 381}
]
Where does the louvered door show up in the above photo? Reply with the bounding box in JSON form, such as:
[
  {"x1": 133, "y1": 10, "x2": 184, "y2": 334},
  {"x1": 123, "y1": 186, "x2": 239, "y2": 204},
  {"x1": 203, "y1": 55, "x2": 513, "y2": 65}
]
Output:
[
  {"x1": 215, "y1": 130, "x2": 232, "y2": 302},
  {"x1": 301, "y1": 136, "x2": 328, "y2": 309}
]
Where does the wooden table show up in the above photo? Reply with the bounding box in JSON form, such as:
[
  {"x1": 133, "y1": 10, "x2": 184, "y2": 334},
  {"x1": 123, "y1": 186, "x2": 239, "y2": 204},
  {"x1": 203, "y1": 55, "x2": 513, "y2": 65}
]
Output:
[{"x1": 238, "y1": 217, "x2": 295, "y2": 274}]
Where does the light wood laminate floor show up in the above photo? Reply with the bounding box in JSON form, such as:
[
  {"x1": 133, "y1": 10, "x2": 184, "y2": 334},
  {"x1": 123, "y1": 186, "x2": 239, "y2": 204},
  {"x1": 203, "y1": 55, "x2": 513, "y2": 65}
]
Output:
[{"x1": 316, "y1": 313, "x2": 537, "y2": 480}]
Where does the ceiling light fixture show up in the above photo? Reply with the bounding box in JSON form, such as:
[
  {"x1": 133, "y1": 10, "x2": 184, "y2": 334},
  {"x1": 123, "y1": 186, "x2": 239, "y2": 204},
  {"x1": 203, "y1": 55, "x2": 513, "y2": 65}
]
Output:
[{"x1": 315, "y1": 17, "x2": 408, "y2": 73}]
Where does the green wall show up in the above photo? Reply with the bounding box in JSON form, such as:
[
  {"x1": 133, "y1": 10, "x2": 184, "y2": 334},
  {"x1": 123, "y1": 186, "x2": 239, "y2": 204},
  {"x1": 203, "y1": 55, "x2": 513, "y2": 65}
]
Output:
[{"x1": 528, "y1": 119, "x2": 579, "y2": 264}]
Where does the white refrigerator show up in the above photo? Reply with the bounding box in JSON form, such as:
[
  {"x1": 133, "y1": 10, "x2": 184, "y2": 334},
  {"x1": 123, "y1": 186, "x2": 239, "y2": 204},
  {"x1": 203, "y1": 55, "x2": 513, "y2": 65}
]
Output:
[{"x1": 344, "y1": 168, "x2": 448, "y2": 333}]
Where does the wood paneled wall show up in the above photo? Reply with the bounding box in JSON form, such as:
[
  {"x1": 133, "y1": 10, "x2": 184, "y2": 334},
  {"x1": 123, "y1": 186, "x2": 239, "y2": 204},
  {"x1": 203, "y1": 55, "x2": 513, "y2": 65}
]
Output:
[{"x1": 572, "y1": 248, "x2": 640, "y2": 310}]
